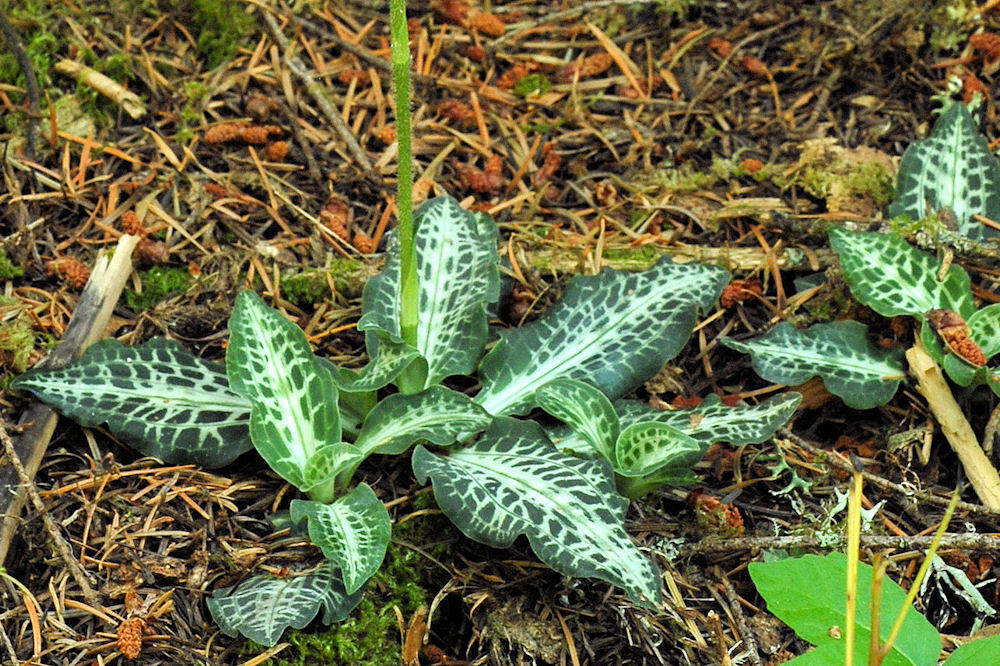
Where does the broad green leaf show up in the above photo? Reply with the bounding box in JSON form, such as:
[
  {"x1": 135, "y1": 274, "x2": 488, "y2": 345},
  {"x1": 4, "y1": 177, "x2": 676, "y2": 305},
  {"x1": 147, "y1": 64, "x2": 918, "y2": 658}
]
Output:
[
  {"x1": 749, "y1": 552, "x2": 941, "y2": 666},
  {"x1": 358, "y1": 197, "x2": 500, "y2": 388},
  {"x1": 944, "y1": 634, "x2": 1000, "y2": 664},
  {"x1": 536, "y1": 378, "x2": 619, "y2": 462},
  {"x1": 413, "y1": 417, "x2": 662, "y2": 606},
  {"x1": 551, "y1": 393, "x2": 802, "y2": 458},
  {"x1": 475, "y1": 255, "x2": 729, "y2": 416},
  {"x1": 226, "y1": 291, "x2": 341, "y2": 490},
  {"x1": 723, "y1": 321, "x2": 905, "y2": 409},
  {"x1": 332, "y1": 334, "x2": 421, "y2": 393},
  {"x1": 301, "y1": 443, "x2": 363, "y2": 494},
  {"x1": 290, "y1": 484, "x2": 391, "y2": 594},
  {"x1": 354, "y1": 386, "x2": 493, "y2": 457},
  {"x1": 829, "y1": 227, "x2": 974, "y2": 318},
  {"x1": 889, "y1": 102, "x2": 1000, "y2": 240},
  {"x1": 207, "y1": 563, "x2": 363, "y2": 647},
  {"x1": 614, "y1": 421, "x2": 702, "y2": 478},
  {"x1": 11, "y1": 338, "x2": 251, "y2": 468}
]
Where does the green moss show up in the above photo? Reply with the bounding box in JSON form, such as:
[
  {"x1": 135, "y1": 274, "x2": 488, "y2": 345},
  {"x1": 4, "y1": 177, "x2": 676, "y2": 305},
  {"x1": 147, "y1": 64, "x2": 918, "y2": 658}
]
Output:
[
  {"x1": 651, "y1": 162, "x2": 717, "y2": 193},
  {"x1": 0, "y1": 250, "x2": 24, "y2": 280},
  {"x1": 125, "y1": 266, "x2": 194, "y2": 311},
  {"x1": 282, "y1": 271, "x2": 330, "y2": 309},
  {"x1": 262, "y1": 497, "x2": 456, "y2": 665},
  {"x1": 188, "y1": 0, "x2": 256, "y2": 69},
  {"x1": 842, "y1": 161, "x2": 894, "y2": 206},
  {"x1": 0, "y1": 317, "x2": 37, "y2": 374}
]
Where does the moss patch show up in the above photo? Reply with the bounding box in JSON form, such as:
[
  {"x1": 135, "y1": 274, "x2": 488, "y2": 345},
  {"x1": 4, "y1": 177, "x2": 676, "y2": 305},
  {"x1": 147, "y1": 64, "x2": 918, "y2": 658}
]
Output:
[
  {"x1": 0, "y1": 249, "x2": 24, "y2": 280},
  {"x1": 187, "y1": 0, "x2": 256, "y2": 69},
  {"x1": 125, "y1": 266, "x2": 193, "y2": 311},
  {"x1": 282, "y1": 271, "x2": 330, "y2": 309}
]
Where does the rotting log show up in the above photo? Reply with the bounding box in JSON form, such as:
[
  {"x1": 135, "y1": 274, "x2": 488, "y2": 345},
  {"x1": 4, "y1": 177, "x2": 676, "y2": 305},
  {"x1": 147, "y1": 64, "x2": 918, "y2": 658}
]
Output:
[{"x1": 0, "y1": 235, "x2": 140, "y2": 565}]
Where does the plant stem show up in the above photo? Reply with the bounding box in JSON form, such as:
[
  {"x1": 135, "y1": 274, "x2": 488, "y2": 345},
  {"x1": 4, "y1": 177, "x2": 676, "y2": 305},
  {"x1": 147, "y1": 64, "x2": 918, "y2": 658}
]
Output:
[
  {"x1": 389, "y1": 0, "x2": 426, "y2": 394},
  {"x1": 845, "y1": 469, "x2": 862, "y2": 666}
]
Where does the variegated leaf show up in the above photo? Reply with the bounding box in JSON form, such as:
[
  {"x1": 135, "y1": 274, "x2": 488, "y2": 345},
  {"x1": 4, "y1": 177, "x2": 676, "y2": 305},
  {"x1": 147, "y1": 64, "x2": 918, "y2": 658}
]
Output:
[
  {"x1": 332, "y1": 334, "x2": 421, "y2": 393},
  {"x1": 301, "y1": 443, "x2": 364, "y2": 493},
  {"x1": 536, "y1": 378, "x2": 619, "y2": 462},
  {"x1": 358, "y1": 197, "x2": 500, "y2": 388},
  {"x1": 723, "y1": 321, "x2": 904, "y2": 410},
  {"x1": 226, "y1": 291, "x2": 341, "y2": 490},
  {"x1": 413, "y1": 417, "x2": 662, "y2": 606},
  {"x1": 10, "y1": 338, "x2": 251, "y2": 467},
  {"x1": 320, "y1": 361, "x2": 377, "y2": 440},
  {"x1": 290, "y1": 484, "x2": 391, "y2": 594},
  {"x1": 475, "y1": 255, "x2": 729, "y2": 416},
  {"x1": 207, "y1": 563, "x2": 363, "y2": 647},
  {"x1": 552, "y1": 393, "x2": 801, "y2": 462},
  {"x1": 354, "y1": 386, "x2": 493, "y2": 457},
  {"x1": 829, "y1": 227, "x2": 974, "y2": 318},
  {"x1": 614, "y1": 422, "x2": 702, "y2": 478},
  {"x1": 889, "y1": 102, "x2": 1000, "y2": 240}
]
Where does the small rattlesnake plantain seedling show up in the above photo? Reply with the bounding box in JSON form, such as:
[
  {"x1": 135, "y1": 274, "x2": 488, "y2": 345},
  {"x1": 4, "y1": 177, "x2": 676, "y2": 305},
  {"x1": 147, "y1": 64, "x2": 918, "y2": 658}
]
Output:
[
  {"x1": 13, "y1": 196, "x2": 801, "y2": 646},
  {"x1": 725, "y1": 99, "x2": 1000, "y2": 407}
]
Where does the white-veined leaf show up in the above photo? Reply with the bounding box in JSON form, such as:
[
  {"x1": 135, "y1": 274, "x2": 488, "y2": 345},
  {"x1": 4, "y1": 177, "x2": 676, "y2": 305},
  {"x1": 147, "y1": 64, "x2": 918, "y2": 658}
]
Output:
[
  {"x1": 536, "y1": 378, "x2": 619, "y2": 462},
  {"x1": 889, "y1": 102, "x2": 1000, "y2": 240},
  {"x1": 475, "y1": 255, "x2": 729, "y2": 416},
  {"x1": 301, "y1": 443, "x2": 364, "y2": 494},
  {"x1": 614, "y1": 422, "x2": 702, "y2": 478},
  {"x1": 354, "y1": 386, "x2": 493, "y2": 457},
  {"x1": 332, "y1": 334, "x2": 421, "y2": 393},
  {"x1": 829, "y1": 227, "x2": 974, "y2": 318},
  {"x1": 723, "y1": 322, "x2": 905, "y2": 410},
  {"x1": 358, "y1": 197, "x2": 500, "y2": 388},
  {"x1": 207, "y1": 563, "x2": 363, "y2": 647},
  {"x1": 554, "y1": 393, "x2": 802, "y2": 458},
  {"x1": 226, "y1": 291, "x2": 340, "y2": 490},
  {"x1": 413, "y1": 417, "x2": 662, "y2": 606},
  {"x1": 290, "y1": 484, "x2": 391, "y2": 594},
  {"x1": 11, "y1": 338, "x2": 251, "y2": 467}
]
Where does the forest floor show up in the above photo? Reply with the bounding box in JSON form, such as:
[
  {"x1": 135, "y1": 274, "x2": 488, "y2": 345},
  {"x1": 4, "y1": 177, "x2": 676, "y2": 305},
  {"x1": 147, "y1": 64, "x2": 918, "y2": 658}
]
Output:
[{"x1": 2, "y1": 0, "x2": 1000, "y2": 664}]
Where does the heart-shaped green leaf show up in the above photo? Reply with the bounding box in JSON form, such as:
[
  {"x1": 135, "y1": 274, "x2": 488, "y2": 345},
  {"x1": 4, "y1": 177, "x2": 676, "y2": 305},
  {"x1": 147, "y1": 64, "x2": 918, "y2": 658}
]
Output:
[
  {"x1": 359, "y1": 197, "x2": 500, "y2": 388},
  {"x1": 723, "y1": 321, "x2": 905, "y2": 409},
  {"x1": 614, "y1": 421, "x2": 702, "y2": 478},
  {"x1": 354, "y1": 386, "x2": 493, "y2": 457},
  {"x1": 889, "y1": 102, "x2": 1000, "y2": 240},
  {"x1": 943, "y1": 634, "x2": 1000, "y2": 665},
  {"x1": 536, "y1": 378, "x2": 619, "y2": 462},
  {"x1": 207, "y1": 563, "x2": 363, "y2": 647},
  {"x1": 11, "y1": 338, "x2": 252, "y2": 467},
  {"x1": 413, "y1": 417, "x2": 662, "y2": 606},
  {"x1": 750, "y1": 552, "x2": 941, "y2": 666},
  {"x1": 290, "y1": 483, "x2": 391, "y2": 594},
  {"x1": 475, "y1": 255, "x2": 729, "y2": 416},
  {"x1": 829, "y1": 227, "x2": 974, "y2": 318},
  {"x1": 226, "y1": 291, "x2": 341, "y2": 490}
]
